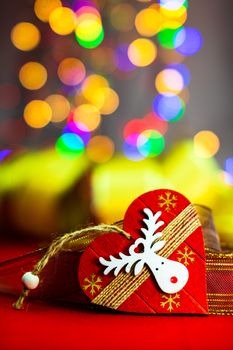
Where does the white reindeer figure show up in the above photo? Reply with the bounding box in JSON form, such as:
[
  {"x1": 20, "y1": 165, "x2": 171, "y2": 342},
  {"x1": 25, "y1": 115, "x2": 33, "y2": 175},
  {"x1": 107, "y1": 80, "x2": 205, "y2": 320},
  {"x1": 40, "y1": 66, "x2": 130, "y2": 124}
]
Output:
[{"x1": 99, "y1": 208, "x2": 189, "y2": 294}]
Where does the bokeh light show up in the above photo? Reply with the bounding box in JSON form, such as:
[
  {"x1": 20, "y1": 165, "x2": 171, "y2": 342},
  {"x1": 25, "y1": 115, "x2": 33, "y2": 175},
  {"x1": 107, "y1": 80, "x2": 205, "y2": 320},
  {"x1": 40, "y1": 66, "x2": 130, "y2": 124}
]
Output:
[
  {"x1": 194, "y1": 130, "x2": 220, "y2": 158},
  {"x1": 24, "y1": 100, "x2": 52, "y2": 128},
  {"x1": 56, "y1": 133, "x2": 84, "y2": 158},
  {"x1": 73, "y1": 104, "x2": 101, "y2": 131},
  {"x1": 157, "y1": 28, "x2": 180, "y2": 49},
  {"x1": 115, "y1": 44, "x2": 136, "y2": 72},
  {"x1": 86, "y1": 136, "x2": 115, "y2": 163},
  {"x1": 137, "y1": 130, "x2": 165, "y2": 157},
  {"x1": 175, "y1": 27, "x2": 202, "y2": 56},
  {"x1": 155, "y1": 68, "x2": 184, "y2": 95},
  {"x1": 11, "y1": 22, "x2": 40, "y2": 51},
  {"x1": 159, "y1": 0, "x2": 187, "y2": 10},
  {"x1": 81, "y1": 74, "x2": 109, "y2": 102},
  {"x1": 63, "y1": 121, "x2": 90, "y2": 145},
  {"x1": 110, "y1": 3, "x2": 136, "y2": 32},
  {"x1": 58, "y1": 57, "x2": 86, "y2": 86},
  {"x1": 45, "y1": 94, "x2": 70, "y2": 123},
  {"x1": 123, "y1": 135, "x2": 144, "y2": 161},
  {"x1": 167, "y1": 63, "x2": 190, "y2": 86},
  {"x1": 123, "y1": 113, "x2": 168, "y2": 140},
  {"x1": 160, "y1": 5, "x2": 187, "y2": 30},
  {"x1": 128, "y1": 38, "x2": 157, "y2": 67},
  {"x1": 224, "y1": 157, "x2": 233, "y2": 185},
  {"x1": 135, "y1": 8, "x2": 162, "y2": 37},
  {"x1": 34, "y1": 0, "x2": 62, "y2": 22},
  {"x1": 75, "y1": 7, "x2": 104, "y2": 49},
  {"x1": 49, "y1": 7, "x2": 77, "y2": 35},
  {"x1": 19, "y1": 62, "x2": 47, "y2": 90},
  {"x1": 153, "y1": 94, "x2": 185, "y2": 122},
  {"x1": 0, "y1": 150, "x2": 12, "y2": 162},
  {"x1": 90, "y1": 87, "x2": 119, "y2": 115}
]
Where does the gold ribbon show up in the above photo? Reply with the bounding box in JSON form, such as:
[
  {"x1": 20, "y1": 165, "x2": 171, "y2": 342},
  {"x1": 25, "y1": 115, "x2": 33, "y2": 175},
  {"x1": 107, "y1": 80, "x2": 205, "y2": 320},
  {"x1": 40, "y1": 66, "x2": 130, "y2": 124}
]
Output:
[{"x1": 92, "y1": 204, "x2": 201, "y2": 309}]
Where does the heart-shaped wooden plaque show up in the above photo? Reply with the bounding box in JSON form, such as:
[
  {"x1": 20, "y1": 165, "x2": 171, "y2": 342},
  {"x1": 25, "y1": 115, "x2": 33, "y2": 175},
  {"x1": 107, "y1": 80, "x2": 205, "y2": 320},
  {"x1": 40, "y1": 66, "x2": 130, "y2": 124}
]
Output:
[{"x1": 78, "y1": 189, "x2": 208, "y2": 314}]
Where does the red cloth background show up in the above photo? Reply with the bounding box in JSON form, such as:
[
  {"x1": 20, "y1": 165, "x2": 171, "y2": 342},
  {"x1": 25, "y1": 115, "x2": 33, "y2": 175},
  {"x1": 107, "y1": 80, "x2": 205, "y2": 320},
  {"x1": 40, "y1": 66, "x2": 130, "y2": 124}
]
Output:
[
  {"x1": 0, "y1": 242, "x2": 232, "y2": 350},
  {"x1": 0, "y1": 293, "x2": 232, "y2": 350}
]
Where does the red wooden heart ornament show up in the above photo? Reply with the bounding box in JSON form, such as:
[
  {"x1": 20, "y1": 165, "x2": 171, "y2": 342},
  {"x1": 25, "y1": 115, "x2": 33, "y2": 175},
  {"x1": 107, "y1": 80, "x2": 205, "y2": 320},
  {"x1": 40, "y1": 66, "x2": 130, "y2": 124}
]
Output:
[{"x1": 78, "y1": 189, "x2": 208, "y2": 314}]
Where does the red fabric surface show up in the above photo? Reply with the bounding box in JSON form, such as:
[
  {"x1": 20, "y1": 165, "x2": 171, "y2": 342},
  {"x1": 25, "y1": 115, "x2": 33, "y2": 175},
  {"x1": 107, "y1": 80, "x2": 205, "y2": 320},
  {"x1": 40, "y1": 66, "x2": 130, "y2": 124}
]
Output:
[
  {"x1": 0, "y1": 293, "x2": 232, "y2": 350},
  {"x1": 0, "y1": 241, "x2": 232, "y2": 350}
]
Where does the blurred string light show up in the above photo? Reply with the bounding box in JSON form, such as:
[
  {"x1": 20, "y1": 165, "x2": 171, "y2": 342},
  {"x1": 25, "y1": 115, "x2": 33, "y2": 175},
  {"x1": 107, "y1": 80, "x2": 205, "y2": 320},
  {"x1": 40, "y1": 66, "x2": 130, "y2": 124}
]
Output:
[
  {"x1": 63, "y1": 120, "x2": 91, "y2": 146},
  {"x1": 114, "y1": 44, "x2": 136, "y2": 72},
  {"x1": 128, "y1": 38, "x2": 157, "y2": 67},
  {"x1": 10, "y1": 0, "x2": 204, "y2": 164},
  {"x1": 57, "y1": 57, "x2": 86, "y2": 86},
  {"x1": 193, "y1": 130, "x2": 220, "y2": 158},
  {"x1": 19, "y1": 62, "x2": 47, "y2": 90},
  {"x1": 135, "y1": 8, "x2": 162, "y2": 37},
  {"x1": 0, "y1": 150, "x2": 12, "y2": 162},
  {"x1": 73, "y1": 104, "x2": 101, "y2": 131},
  {"x1": 155, "y1": 68, "x2": 184, "y2": 95},
  {"x1": 224, "y1": 157, "x2": 233, "y2": 185},
  {"x1": 56, "y1": 133, "x2": 84, "y2": 159},
  {"x1": 45, "y1": 94, "x2": 71, "y2": 123},
  {"x1": 11, "y1": 22, "x2": 40, "y2": 51},
  {"x1": 75, "y1": 5, "x2": 104, "y2": 48},
  {"x1": 86, "y1": 136, "x2": 115, "y2": 163},
  {"x1": 153, "y1": 94, "x2": 185, "y2": 122},
  {"x1": 24, "y1": 100, "x2": 52, "y2": 128},
  {"x1": 49, "y1": 7, "x2": 77, "y2": 35},
  {"x1": 34, "y1": 0, "x2": 62, "y2": 22}
]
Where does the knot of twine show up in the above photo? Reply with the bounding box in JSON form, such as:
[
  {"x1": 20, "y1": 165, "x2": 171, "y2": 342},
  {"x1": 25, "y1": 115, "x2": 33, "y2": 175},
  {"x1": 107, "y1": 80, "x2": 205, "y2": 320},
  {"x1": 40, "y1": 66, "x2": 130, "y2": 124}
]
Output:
[{"x1": 13, "y1": 224, "x2": 131, "y2": 310}]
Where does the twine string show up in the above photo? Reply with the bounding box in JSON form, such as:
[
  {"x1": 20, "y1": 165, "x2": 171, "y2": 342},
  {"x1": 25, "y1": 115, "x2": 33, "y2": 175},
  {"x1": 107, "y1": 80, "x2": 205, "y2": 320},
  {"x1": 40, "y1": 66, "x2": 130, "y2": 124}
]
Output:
[{"x1": 13, "y1": 224, "x2": 131, "y2": 310}]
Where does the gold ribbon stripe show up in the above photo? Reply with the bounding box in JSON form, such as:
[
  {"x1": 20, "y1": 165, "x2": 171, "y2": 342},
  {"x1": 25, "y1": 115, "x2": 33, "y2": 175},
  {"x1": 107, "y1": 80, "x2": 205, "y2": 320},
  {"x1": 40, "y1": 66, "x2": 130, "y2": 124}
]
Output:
[{"x1": 92, "y1": 204, "x2": 201, "y2": 309}]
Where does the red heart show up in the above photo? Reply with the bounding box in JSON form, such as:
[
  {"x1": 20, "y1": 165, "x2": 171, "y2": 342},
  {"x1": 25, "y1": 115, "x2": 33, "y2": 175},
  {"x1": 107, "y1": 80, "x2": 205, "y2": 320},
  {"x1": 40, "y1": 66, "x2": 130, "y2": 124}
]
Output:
[{"x1": 78, "y1": 189, "x2": 208, "y2": 314}]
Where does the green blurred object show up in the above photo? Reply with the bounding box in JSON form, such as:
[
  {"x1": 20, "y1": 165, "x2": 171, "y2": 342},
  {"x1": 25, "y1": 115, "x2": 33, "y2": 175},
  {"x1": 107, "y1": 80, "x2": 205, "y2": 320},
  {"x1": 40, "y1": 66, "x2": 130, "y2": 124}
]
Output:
[{"x1": 0, "y1": 149, "x2": 92, "y2": 240}]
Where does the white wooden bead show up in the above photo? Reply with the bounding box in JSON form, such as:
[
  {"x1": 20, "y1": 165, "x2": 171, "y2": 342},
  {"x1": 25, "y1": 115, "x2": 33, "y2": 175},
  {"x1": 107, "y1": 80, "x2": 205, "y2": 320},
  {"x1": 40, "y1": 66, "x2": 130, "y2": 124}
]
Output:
[{"x1": 22, "y1": 272, "x2": 39, "y2": 290}]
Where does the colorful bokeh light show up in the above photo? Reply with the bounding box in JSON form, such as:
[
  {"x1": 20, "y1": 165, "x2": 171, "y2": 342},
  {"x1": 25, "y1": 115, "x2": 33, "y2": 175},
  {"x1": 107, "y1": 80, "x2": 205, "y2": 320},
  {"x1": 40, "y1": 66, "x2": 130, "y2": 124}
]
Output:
[
  {"x1": 49, "y1": 7, "x2": 77, "y2": 35},
  {"x1": 175, "y1": 27, "x2": 202, "y2": 56},
  {"x1": 24, "y1": 100, "x2": 52, "y2": 128},
  {"x1": 73, "y1": 104, "x2": 101, "y2": 131},
  {"x1": 75, "y1": 7, "x2": 104, "y2": 49},
  {"x1": 153, "y1": 94, "x2": 185, "y2": 122},
  {"x1": 0, "y1": 150, "x2": 12, "y2": 162},
  {"x1": 34, "y1": 0, "x2": 62, "y2": 22},
  {"x1": 115, "y1": 44, "x2": 136, "y2": 72},
  {"x1": 56, "y1": 133, "x2": 84, "y2": 158},
  {"x1": 81, "y1": 74, "x2": 109, "y2": 102},
  {"x1": 224, "y1": 157, "x2": 233, "y2": 185},
  {"x1": 86, "y1": 136, "x2": 115, "y2": 163},
  {"x1": 45, "y1": 94, "x2": 70, "y2": 123},
  {"x1": 155, "y1": 68, "x2": 184, "y2": 95},
  {"x1": 157, "y1": 28, "x2": 180, "y2": 49},
  {"x1": 19, "y1": 62, "x2": 47, "y2": 90},
  {"x1": 90, "y1": 87, "x2": 119, "y2": 115},
  {"x1": 193, "y1": 130, "x2": 220, "y2": 158},
  {"x1": 128, "y1": 38, "x2": 157, "y2": 67},
  {"x1": 123, "y1": 135, "x2": 144, "y2": 161},
  {"x1": 11, "y1": 22, "x2": 40, "y2": 51},
  {"x1": 137, "y1": 130, "x2": 165, "y2": 157},
  {"x1": 63, "y1": 121, "x2": 90, "y2": 145},
  {"x1": 58, "y1": 58, "x2": 86, "y2": 86},
  {"x1": 135, "y1": 8, "x2": 162, "y2": 37}
]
